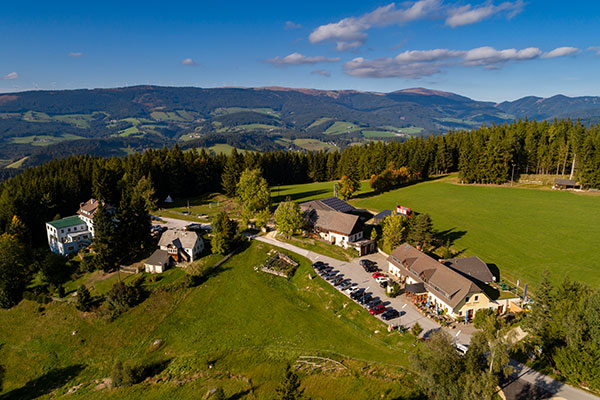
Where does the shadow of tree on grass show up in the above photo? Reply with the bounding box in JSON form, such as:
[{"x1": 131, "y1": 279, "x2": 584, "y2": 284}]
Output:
[{"x1": 0, "y1": 364, "x2": 84, "y2": 400}]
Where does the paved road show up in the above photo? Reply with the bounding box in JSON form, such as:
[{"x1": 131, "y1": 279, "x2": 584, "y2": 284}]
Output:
[
  {"x1": 251, "y1": 234, "x2": 598, "y2": 400},
  {"x1": 153, "y1": 216, "x2": 211, "y2": 231}
]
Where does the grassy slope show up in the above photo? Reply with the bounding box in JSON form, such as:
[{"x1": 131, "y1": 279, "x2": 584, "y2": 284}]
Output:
[
  {"x1": 349, "y1": 178, "x2": 600, "y2": 288},
  {"x1": 0, "y1": 242, "x2": 419, "y2": 399}
]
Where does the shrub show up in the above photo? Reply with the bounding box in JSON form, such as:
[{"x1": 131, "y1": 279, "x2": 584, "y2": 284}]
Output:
[
  {"x1": 76, "y1": 285, "x2": 93, "y2": 312},
  {"x1": 105, "y1": 281, "x2": 147, "y2": 319},
  {"x1": 411, "y1": 322, "x2": 423, "y2": 337}
]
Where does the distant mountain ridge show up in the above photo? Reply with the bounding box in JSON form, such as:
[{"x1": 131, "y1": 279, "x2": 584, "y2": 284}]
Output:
[{"x1": 0, "y1": 85, "x2": 599, "y2": 169}]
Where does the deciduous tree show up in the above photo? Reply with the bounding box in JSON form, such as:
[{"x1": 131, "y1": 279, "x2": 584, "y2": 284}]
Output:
[{"x1": 274, "y1": 199, "x2": 303, "y2": 238}]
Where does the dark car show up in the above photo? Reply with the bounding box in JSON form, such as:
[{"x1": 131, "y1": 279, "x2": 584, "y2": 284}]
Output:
[
  {"x1": 382, "y1": 309, "x2": 400, "y2": 320},
  {"x1": 318, "y1": 267, "x2": 332, "y2": 276},
  {"x1": 360, "y1": 259, "x2": 374, "y2": 268},
  {"x1": 312, "y1": 261, "x2": 325, "y2": 269},
  {"x1": 379, "y1": 280, "x2": 388, "y2": 288},
  {"x1": 325, "y1": 272, "x2": 339, "y2": 281},
  {"x1": 350, "y1": 289, "x2": 365, "y2": 300},
  {"x1": 367, "y1": 299, "x2": 383, "y2": 308},
  {"x1": 339, "y1": 280, "x2": 352, "y2": 291},
  {"x1": 357, "y1": 294, "x2": 373, "y2": 305},
  {"x1": 332, "y1": 276, "x2": 344, "y2": 285}
]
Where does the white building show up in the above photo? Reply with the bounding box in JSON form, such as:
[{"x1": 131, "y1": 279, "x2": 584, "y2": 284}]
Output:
[
  {"x1": 158, "y1": 229, "x2": 204, "y2": 263},
  {"x1": 46, "y1": 216, "x2": 92, "y2": 255},
  {"x1": 76, "y1": 198, "x2": 115, "y2": 237}
]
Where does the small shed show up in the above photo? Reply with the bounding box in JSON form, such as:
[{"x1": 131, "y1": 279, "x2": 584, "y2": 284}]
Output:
[
  {"x1": 144, "y1": 249, "x2": 171, "y2": 274},
  {"x1": 373, "y1": 209, "x2": 393, "y2": 224},
  {"x1": 554, "y1": 179, "x2": 580, "y2": 190},
  {"x1": 395, "y1": 205, "x2": 411, "y2": 216}
]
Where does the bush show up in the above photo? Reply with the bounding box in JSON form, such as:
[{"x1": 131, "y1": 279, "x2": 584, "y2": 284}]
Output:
[
  {"x1": 76, "y1": 285, "x2": 93, "y2": 312},
  {"x1": 387, "y1": 281, "x2": 402, "y2": 298},
  {"x1": 411, "y1": 322, "x2": 423, "y2": 337},
  {"x1": 105, "y1": 281, "x2": 147, "y2": 319}
]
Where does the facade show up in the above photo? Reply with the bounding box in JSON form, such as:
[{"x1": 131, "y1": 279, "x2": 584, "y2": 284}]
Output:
[
  {"x1": 158, "y1": 229, "x2": 204, "y2": 263},
  {"x1": 46, "y1": 216, "x2": 91, "y2": 255},
  {"x1": 388, "y1": 243, "x2": 516, "y2": 320},
  {"x1": 76, "y1": 198, "x2": 115, "y2": 237},
  {"x1": 395, "y1": 205, "x2": 411, "y2": 216}
]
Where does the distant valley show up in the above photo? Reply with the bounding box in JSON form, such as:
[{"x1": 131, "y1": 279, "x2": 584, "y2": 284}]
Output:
[{"x1": 1, "y1": 85, "x2": 600, "y2": 169}]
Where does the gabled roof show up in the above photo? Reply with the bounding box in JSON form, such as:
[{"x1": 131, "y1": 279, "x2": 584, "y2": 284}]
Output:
[
  {"x1": 444, "y1": 256, "x2": 494, "y2": 283},
  {"x1": 145, "y1": 249, "x2": 170, "y2": 266},
  {"x1": 47, "y1": 215, "x2": 86, "y2": 229},
  {"x1": 388, "y1": 243, "x2": 485, "y2": 309},
  {"x1": 307, "y1": 209, "x2": 362, "y2": 236},
  {"x1": 77, "y1": 198, "x2": 115, "y2": 220},
  {"x1": 158, "y1": 229, "x2": 201, "y2": 250},
  {"x1": 300, "y1": 197, "x2": 356, "y2": 214},
  {"x1": 373, "y1": 209, "x2": 393, "y2": 222}
]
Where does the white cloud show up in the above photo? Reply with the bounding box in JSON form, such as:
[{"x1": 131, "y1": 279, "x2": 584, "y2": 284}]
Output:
[
  {"x1": 542, "y1": 47, "x2": 579, "y2": 58},
  {"x1": 588, "y1": 46, "x2": 600, "y2": 56},
  {"x1": 68, "y1": 52, "x2": 84, "y2": 57},
  {"x1": 181, "y1": 58, "x2": 197, "y2": 66},
  {"x1": 463, "y1": 46, "x2": 541, "y2": 66},
  {"x1": 266, "y1": 52, "x2": 340, "y2": 66},
  {"x1": 344, "y1": 45, "x2": 552, "y2": 78},
  {"x1": 309, "y1": 0, "x2": 440, "y2": 50},
  {"x1": 285, "y1": 21, "x2": 302, "y2": 30},
  {"x1": 446, "y1": 0, "x2": 524, "y2": 27},
  {"x1": 2, "y1": 72, "x2": 18, "y2": 80},
  {"x1": 311, "y1": 69, "x2": 331, "y2": 77}
]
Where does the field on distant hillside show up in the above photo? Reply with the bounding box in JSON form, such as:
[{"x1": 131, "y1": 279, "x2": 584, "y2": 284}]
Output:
[
  {"x1": 0, "y1": 242, "x2": 420, "y2": 399},
  {"x1": 274, "y1": 178, "x2": 600, "y2": 290}
]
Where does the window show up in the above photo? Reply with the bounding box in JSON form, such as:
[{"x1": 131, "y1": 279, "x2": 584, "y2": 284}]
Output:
[
  {"x1": 465, "y1": 296, "x2": 469, "y2": 302},
  {"x1": 474, "y1": 295, "x2": 479, "y2": 301}
]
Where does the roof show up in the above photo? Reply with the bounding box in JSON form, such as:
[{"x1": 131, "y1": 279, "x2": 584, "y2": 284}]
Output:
[
  {"x1": 554, "y1": 178, "x2": 578, "y2": 186},
  {"x1": 300, "y1": 197, "x2": 356, "y2": 214},
  {"x1": 388, "y1": 243, "x2": 484, "y2": 309},
  {"x1": 77, "y1": 198, "x2": 115, "y2": 219},
  {"x1": 158, "y1": 229, "x2": 202, "y2": 249},
  {"x1": 306, "y1": 209, "x2": 363, "y2": 236},
  {"x1": 47, "y1": 215, "x2": 86, "y2": 229},
  {"x1": 444, "y1": 256, "x2": 494, "y2": 283},
  {"x1": 405, "y1": 282, "x2": 427, "y2": 294},
  {"x1": 373, "y1": 209, "x2": 393, "y2": 222},
  {"x1": 145, "y1": 249, "x2": 170, "y2": 266}
]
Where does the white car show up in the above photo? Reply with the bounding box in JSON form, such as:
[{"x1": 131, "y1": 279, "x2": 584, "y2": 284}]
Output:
[
  {"x1": 345, "y1": 285, "x2": 358, "y2": 295},
  {"x1": 375, "y1": 276, "x2": 388, "y2": 284}
]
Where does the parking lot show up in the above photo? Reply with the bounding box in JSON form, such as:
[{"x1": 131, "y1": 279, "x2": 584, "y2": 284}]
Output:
[{"x1": 254, "y1": 235, "x2": 472, "y2": 345}]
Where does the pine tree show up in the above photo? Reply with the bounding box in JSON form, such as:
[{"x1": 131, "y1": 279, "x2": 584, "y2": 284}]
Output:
[
  {"x1": 408, "y1": 213, "x2": 434, "y2": 251},
  {"x1": 93, "y1": 203, "x2": 120, "y2": 272},
  {"x1": 275, "y1": 364, "x2": 304, "y2": 400},
  {"x1": 76, "y1": 285, "x2": 93, "y2": 312},
  {"x1": 221, "y1": 148, "x2": 244, "y2": 197}
]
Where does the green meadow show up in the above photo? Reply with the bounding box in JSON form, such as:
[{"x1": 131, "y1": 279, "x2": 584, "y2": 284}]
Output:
[{"x1": 0, "y1": 242, "x2": 420, "y2": 399}]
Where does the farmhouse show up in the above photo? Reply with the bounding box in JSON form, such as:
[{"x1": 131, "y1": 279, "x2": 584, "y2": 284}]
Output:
[
  {"x1": 144, "y1": 249, "x2": 171, "y2": 274},
  {"x1": 46, "y1": 216, "x2": 91, "y2": 256},
  {"x1": 76, "y1": 198, "x2": 116, "y2": 237},
  {"x1": 158, "y1": 229, "x2": 204, "y2": 263},
  {"x1": 388, "y1": 243, "x2": 514, "y2": 321},
  {"x1": 442, "y1": 256, "x2": 495, "y2": 284}
]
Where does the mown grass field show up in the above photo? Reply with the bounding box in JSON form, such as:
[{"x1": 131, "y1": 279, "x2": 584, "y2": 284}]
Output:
[
  {"x1": 271, "y1": 178, "x2": 600, "y2": 289},
  {"x1": 0, "y1": 242, "x2": 420, "y2": 399}
]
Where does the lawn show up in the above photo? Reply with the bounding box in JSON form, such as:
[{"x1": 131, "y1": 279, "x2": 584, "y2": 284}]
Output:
[
  {"x1": 293, "y1": 138, "x2": 338, "y2": 152},
  {"x1": 154, "y1": 192, "x2": 242, "y2": 221},
  {"x1": 361, "y1": 130, "x2": 399, "y2": 138},
  {"x1": 347, "y1": 177, "x2": 600, "y2": 289},
  {"x1": 270, "y1": 180, "x2": 371, "y2": 206},
  {"x1": 8, "y1": 134, "x2": 85, "y2": 146},
  {"x1": 0, "y1": 241, "x2": 421, "y2": 399},
  {"x1": 277, "y1": 234, "x2": 357, "y2": 262}
]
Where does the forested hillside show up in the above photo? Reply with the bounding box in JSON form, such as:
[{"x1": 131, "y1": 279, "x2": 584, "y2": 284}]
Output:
[{"x1": 2, "y1": 85, "x2": 600, "y2": 170}]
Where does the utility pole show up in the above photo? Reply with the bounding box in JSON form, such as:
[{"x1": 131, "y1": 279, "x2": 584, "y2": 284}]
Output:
[{"x1": 511, "y1": 164, "x2": 516, "y2": 186}]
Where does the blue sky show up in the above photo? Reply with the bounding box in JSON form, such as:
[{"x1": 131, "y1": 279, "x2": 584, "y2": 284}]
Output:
[{"x1": 1, "y1": 0, "x2": 599, "y2": 101}]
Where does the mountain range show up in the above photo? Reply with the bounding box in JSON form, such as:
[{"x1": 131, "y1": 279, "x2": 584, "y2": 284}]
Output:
[{"x1": 1, "y1": 85, "x2": 599, "y2": 169}]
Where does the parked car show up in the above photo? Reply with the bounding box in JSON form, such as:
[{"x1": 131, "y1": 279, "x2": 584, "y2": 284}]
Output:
[
  {"x1": 455, "y1": 343, "x2": 469, "y2": 355},
  {"x1": 379, "y1": 280, "x2": 388, "y2": 288},
  {"x1": 360, "y1": 259, "x2": 375, "y2": 268},
  {"x1": 375, "y1": 276, "x2": 388, "y2": 283},
  {"x1": 367, "y1": 299, "x2": 383, "y2": 308},
  {"x1": 350, "y1": 289, "x2": 365, "y2": 300},
  {"x1": 369, "y1": 304, "x2": 386, "y2": 315},
  {"x1": 381, "y1": 309, "x2": 400, "y2": 320},
  {"x1": 318, "y1": 267, "x2": 332, "y2": 276},
  {"x1": 325, "y1": 272, "x2": 339, "y2": 281},
  {"x1": 357, "y1": 294, "x2": 373, "y2": 305},
  {"x1": 372, "y1": 272, "x2": 385, "y2": 279},
  {"x1": 312, "y1": 261, "x2": 325, "y2": 269},
  {"x1": 332, "y1": 276, "x2": 344, "y2": 286},
  {"x1": 339, "y1": 281, "x2": 352, "y2": 291},
  {"x1": 345, "y1": 285, "x2": 358, "y2": 295}
]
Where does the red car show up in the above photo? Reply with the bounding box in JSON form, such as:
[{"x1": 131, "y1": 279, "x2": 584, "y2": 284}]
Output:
[
  {"x1": 369, "y1": 304, "x2": 386, "y2": 315},
  {"x1": 372, "y1": 272, "x2": 385, "y2": 279}
]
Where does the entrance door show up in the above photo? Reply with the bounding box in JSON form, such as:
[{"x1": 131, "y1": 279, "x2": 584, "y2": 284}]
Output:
[{"x1": 467, "y1": 309, "x2": 474, "y2": 321}]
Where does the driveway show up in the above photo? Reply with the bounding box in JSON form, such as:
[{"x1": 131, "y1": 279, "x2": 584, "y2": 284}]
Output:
[
  {"x1": 253, "y1": 234, "x2": 470, "y2": 345},
  {"x1": 153, "y1": 216, "x2": 211, "y2": 231}
]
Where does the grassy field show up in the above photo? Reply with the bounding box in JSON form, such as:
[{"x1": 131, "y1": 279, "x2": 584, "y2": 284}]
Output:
[
  {"x1": 212, "y1": 107, "x2": 280, "y2": 118},
  {"x1": 5, "y1": 156, "x2": 29, "y2": 169},
  {"x1": 324, "y1": 121, "x2": 363, "y2": 135},
  {"x1": 361, "y1": 130, "x2": 399, "y2": 138},
  {"x1": 270, "y1": 177, "x2": 600, "y2": 290},
  {"x1": 277, "y1": 234, "x2": 358, "y2": 262},
  {"x1": 346, "y1": 177, "x2": 600, "y2": 289},
  {"x1": 293, "y1": 138, "x2": 338, "y2": 152},
  {"x1": 154, "y1": 193, "x2": 242, "y2": 221},
  {"x1": 0, "y1": 242, "x2": 421, "y2": 399},
  {"x1": 8, "y1": 133, "x2": 85, "y2": 146}
]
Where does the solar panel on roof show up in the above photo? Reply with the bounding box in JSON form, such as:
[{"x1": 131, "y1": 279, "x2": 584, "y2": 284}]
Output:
[{"x1": 319, "y1": 197, "x2": 355, "y2": 213}]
